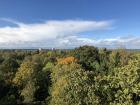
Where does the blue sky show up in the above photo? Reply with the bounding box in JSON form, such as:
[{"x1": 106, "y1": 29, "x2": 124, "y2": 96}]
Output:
[{"x1": 0, "y1": 0, "x2": 140, "y2": 48}]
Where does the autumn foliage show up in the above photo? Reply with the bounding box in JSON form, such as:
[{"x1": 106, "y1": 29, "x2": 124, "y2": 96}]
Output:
[{"x1": 58, "y1": 56, "x2": 78, "y2": 64}]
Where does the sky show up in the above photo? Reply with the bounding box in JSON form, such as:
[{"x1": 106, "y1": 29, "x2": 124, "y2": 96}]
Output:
[{"x1": 0, "y1": 0, "x2": 140, "y2": 49}]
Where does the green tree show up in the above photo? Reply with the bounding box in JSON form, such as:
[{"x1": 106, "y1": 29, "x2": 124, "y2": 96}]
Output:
[
  {"x1": 21, "y1": 80, "x2": 36, "y2": 104},
  {"x1": 13, "y1": 61, "x2": 36, "y2": 86},
  {"x1": 92, "y1": 58, "x2": 140, "y2": 105},
  {"x1": 49, "y1": 63, "x2": 100, "y2": 105},
  {"x1": 0, "y1": 58, "x2": 19, "y2": 83},
  {"x1": 108, "y1": 59, "x2": 140, "y2": 104},
  {"x1": 74, "y1": 45, "x2": 100, "y2": 70},
  {"x1": 13, "y1": 59, "x2": 51, "y2": 104}
]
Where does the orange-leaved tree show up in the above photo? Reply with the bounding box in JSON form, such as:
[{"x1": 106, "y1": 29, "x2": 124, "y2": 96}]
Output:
[{"x1": 58, "y1": 56, "x2": 78, "y2": 65}]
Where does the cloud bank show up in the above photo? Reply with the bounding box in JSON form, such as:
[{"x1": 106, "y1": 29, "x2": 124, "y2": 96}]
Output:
[
  {"x1": 0, "y1": 19, "x2": 111, "y2": 48},
  {"x1": 0, "y1": 19, "x2": 139, "y2": 49}
]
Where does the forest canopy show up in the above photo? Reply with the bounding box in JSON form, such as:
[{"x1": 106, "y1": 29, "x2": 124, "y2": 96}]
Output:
[{"x1": 0, "y1": 46, "x2": 140, "y2": 105}]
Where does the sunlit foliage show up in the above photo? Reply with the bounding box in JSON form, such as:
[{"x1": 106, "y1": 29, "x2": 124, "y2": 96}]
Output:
[{"x1": 50, "y1": 63, "x2": 100, "y2": 105}]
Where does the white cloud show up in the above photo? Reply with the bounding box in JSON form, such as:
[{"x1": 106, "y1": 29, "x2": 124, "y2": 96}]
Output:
[
  {"x1": 0, "y1": 19, "x2": 140, "y2": 49},
  {"x1": 75, "y1": 36, "x2": 140, "y2": 49},
  {"x1": 0, "y1": 19, "x2": 112, "y2": 48}
]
